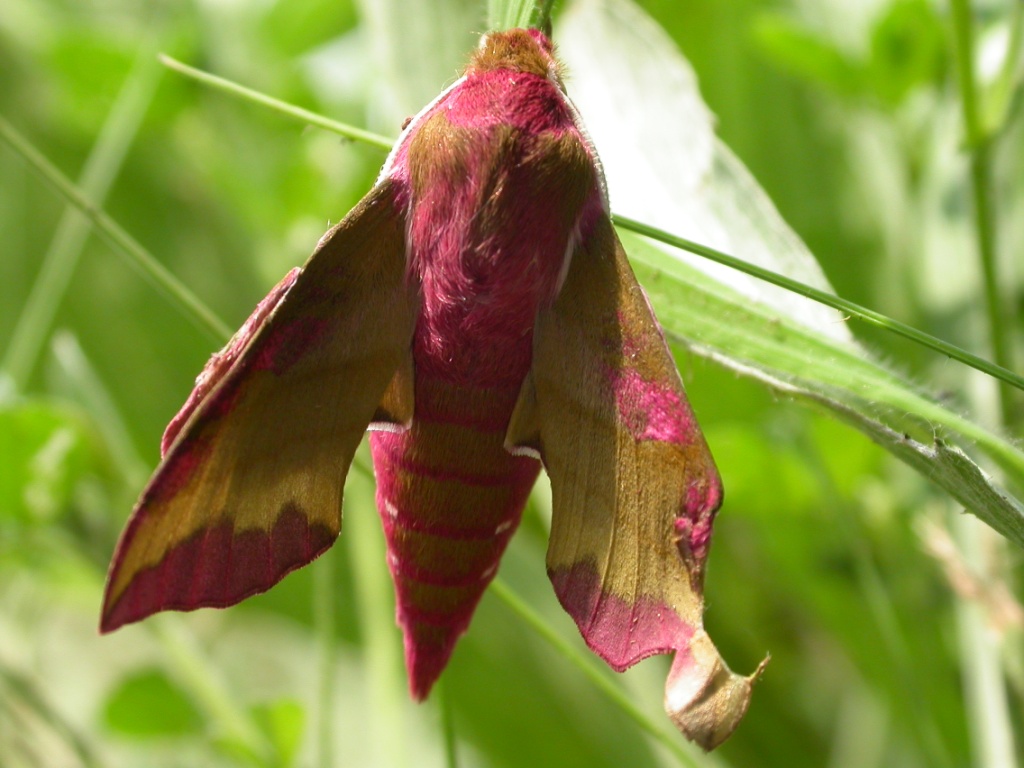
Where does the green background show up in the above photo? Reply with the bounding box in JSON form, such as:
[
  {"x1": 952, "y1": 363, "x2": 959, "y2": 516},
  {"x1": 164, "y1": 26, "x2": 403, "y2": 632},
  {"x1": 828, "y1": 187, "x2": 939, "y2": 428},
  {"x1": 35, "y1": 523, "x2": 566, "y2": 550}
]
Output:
[{"x1": 1, "y1": 0, "x2": 1022, "y2": 765}]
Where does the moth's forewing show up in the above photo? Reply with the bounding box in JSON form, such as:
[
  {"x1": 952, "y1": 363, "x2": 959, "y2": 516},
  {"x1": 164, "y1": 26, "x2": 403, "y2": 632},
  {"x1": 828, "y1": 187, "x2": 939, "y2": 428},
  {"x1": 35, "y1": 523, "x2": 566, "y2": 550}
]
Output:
[
  {"x1": 101, "y1": 180, "x2": 417, "y2": 632},
  {"x1": 507, "y1": 213, "x2": 758, "y2": 750}
]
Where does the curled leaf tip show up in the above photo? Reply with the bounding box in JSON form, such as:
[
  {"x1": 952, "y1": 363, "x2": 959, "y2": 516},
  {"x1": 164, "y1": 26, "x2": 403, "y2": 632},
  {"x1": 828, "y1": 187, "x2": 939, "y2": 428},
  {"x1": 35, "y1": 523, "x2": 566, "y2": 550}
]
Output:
[{"x1": 664, "y1": 631, "x2": 768, "y2": 751}]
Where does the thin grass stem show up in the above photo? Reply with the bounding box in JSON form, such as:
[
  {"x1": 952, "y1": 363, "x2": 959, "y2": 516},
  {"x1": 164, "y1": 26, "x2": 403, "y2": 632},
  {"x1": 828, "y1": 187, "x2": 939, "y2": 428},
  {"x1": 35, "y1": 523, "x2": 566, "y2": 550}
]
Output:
[
  {"x1": 150, "y1": 617, "x2": 274, "y2": 764},
  {"x1": 158, "y1": 55, "x2": 394, "y2": 151},
  {"x1": 3, "y1": 42, "x2": 163, "y2": 388},
  {"x1": 488, "y1": 578, "x2": 702, "y2": 767},
  {"x1": 0, "y1": 116, "x2": 233, "y2": 344},
  {"x1": 950, "y1": 0, "x2": 1017, "y2": 427},
  {"x1": 348, "y1": 453, "x2": 408, "y2": 768},
  {"x1": 313, "y1": 549, "x2": 337, "y2": 768},
  {"x1": 0, "y1": 664, "x2": 101, "y2": 768},
  {"x1": 152, "y1": 56, "x2": 1024, "y2": 398},
  {"x1": 948, "y1": 3, "x2": 1020, "y2": 766},
  {"x1": 531, "y1": 0, "x2": 557, "y2": 31}
]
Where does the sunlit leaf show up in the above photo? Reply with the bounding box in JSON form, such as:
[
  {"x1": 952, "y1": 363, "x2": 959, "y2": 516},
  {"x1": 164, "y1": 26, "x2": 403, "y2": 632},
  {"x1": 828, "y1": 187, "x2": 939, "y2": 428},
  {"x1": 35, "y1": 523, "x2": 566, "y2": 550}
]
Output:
[
  {"x1": 557, "y1": 0, "x2": 1024, "y2": 543},
  {"x1": 559, "y1": 0, "x2": 852, "y2": 339},
  {"x1": 625, "y1": 234, "x2": 1024, "y2": 544},
  {"x1": 354, "y1": 0, "x2": 479, "y2": 129}
]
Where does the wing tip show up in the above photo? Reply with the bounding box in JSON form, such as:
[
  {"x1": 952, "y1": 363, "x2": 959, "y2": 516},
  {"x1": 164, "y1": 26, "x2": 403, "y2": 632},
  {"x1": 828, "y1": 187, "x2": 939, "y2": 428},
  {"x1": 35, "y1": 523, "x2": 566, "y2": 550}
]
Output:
[
  {"x1": 98, "y1": 609, "x2": 124, "y2": 635},
  {"x1": 99, "y1": 505, "x2": 338, "y2": 635},
  {"x1": 550, "y1": 562, "x2": 761, "y2": 750},
  {"x1": 665, "y1": 635, "x2": 768, "y2": 750}
]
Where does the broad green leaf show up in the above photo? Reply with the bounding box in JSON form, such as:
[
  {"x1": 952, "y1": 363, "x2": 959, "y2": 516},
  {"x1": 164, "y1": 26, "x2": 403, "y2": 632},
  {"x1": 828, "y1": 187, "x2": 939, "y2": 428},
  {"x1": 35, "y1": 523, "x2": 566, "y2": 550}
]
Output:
[
  {"x1": 103, "y1": 669, "x2": 203, "y2": 739},
  {"x1": 557, "y1": 0, "x2": 1024, "y2": 541},
  {"x1": 624, "y1": 235, "x2": 1024, "y2": 547},
  {"x1": 559, "y1": 0, "x2": 853, "y2": 340}
]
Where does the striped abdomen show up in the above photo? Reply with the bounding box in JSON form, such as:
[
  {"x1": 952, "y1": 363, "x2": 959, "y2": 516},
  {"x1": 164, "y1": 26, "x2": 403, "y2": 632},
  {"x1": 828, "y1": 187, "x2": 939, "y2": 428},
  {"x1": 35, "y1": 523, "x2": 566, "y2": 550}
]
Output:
[
  {"x1": 371, "y1": 57, "x2": 599, "y2": 698},
  {"x1": 369, "y1": 371, "x2": 540, "y2": 698}
]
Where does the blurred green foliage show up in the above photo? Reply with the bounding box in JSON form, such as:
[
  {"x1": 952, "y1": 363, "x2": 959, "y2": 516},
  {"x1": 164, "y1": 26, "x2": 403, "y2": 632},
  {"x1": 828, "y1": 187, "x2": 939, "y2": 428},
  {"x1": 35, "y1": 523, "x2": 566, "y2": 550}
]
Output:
[
  {"x1": 755, "y1": 0, "x2": 947, "y2": 107},
  {"x1": 103, "y1": 669, "x2": 203, "y2": 739},
  {"x1": 1, "y1": 0, "x2": 1022, "y2": 766}
]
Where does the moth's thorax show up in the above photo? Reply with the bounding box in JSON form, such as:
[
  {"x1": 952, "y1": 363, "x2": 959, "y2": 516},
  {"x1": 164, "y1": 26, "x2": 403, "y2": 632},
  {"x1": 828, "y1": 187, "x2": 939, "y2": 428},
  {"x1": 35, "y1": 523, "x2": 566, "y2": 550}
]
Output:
[
  {"x1": 388, "y1": 54, "x2": 602, "y2": 388},
  {"x1": 468, "y1": 28, "x2": 561, "y2": 83}
]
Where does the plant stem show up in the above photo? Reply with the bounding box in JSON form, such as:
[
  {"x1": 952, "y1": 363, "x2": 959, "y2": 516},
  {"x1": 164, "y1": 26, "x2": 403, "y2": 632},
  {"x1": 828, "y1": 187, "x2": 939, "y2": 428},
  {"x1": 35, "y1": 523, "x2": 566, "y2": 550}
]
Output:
[
  {"x1": 531, "y1": 0, "x2": 556, "y2": 31},
  {"x1": 982, "y1": 1, "x2": 1024, "y2": 137},
  {"x1": 348, "y1": 454, "x2": 407, "y2": 768},
  {"x1": 950, "y1": 0, "x2": 1017, "y2": 427},
  {"x1": 969, "y1": 143, "x2": 1014, "y2": 426},
  {"x1": 150, "y1": 617, "x2": 274, "y2": 764},
  {"x1": 0, "y1": 663, "x2": 101, "y2": 768},
  {"x1": 159, "y1": 55, "x2": 394, "y2": 151},
  {"x1": 488, "y1": 578, "x2": 702, "y2": 767},
  {"x1": 49, "y1": 332, "x2": 150, "y2": 490},
  {"x1": 953, "y1": 514, "x2": 1019, "y2": 768},
  {"x1": 313, "y1": 549, "x2": 337, "y2": 768},
  {"x1": 2, "y1": 42, "x2": 162, "y2": 388},
  {"x1": 948, "y1": 4, "x2": 1019, "y2": 768},
  {"x1": 436, "y1": 679, "x2": 459, "y2": 768}
]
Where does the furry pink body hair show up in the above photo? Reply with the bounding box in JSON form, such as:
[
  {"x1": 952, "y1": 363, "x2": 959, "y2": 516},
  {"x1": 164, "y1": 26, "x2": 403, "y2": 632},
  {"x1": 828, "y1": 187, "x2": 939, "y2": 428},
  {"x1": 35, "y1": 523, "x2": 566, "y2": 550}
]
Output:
[{"x1": 370, "y1": 55, "x2": 603, "y2": 696}]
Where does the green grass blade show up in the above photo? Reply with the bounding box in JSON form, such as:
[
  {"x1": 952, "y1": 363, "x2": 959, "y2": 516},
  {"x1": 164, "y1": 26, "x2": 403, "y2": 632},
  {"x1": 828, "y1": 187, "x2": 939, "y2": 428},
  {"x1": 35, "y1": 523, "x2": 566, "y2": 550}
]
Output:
[
  {"x1": 0, "y1": 116, "x2": 232, "y2": 344},
  {"x1": 3, "y1": 43, "x2": 163, "y2": 388},
  {"x1": 617, "y1": 215, "x2": 1024, "y2": 396},
  {"x1": 158, "y1": 55, "x2": 393, "y2": 150},
  {"x1": 623, "y1": 232, "x2": 1024, "y2": 547},
  {"x1": 488, "y1": 578, "x2": 705, "y2": 767}
]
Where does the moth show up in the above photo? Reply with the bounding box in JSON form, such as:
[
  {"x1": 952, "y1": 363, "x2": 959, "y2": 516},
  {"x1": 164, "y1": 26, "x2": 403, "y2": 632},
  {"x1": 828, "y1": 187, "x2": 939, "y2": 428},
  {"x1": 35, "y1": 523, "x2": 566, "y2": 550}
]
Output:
[{"x1": 101, "y1": 28, "x2": 759, "y2": 749}]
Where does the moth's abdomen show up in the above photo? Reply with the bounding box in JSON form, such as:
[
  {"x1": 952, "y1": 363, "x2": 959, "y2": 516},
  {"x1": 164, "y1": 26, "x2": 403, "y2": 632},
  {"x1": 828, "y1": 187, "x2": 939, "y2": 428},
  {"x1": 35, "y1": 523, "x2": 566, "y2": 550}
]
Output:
[
  {"x1": 368, "y1": 48, "x2": 600, "y2": 700},
  {"x1": 369, "y1": 372, "x2": 539, "y2": 699}
]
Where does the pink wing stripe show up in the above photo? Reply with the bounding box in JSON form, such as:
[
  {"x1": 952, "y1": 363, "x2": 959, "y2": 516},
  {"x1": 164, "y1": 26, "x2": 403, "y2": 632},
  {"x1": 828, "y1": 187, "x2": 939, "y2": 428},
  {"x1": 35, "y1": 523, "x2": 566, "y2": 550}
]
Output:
[
  {"x1": 549, "y1": 562, "x2": 695, "y2": 671},
  {"x1": 101, "y1": 505, "x2": 335, "y2": 632}
]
